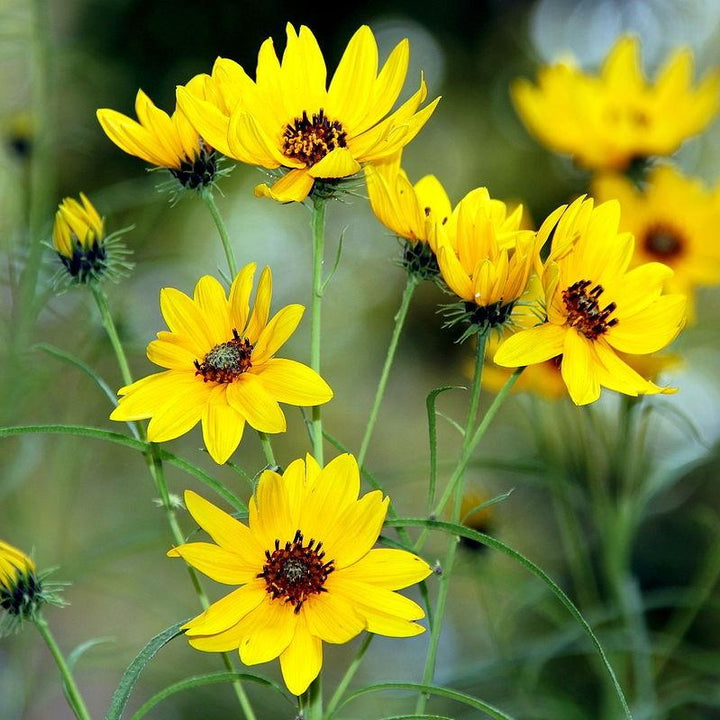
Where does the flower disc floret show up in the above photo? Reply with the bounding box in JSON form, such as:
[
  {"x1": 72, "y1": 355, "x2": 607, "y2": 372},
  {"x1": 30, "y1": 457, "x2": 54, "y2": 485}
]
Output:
[
  {"x1": 109, "y1": 264, "x2": 333, "y2": 464},
  {"x1": 494, "y1": 196, "x2": 687, "y2": 405},
  {"x1": 168, "y1": 454, "x2": 432, "y2": 695},
  {"x1": 177, "y1": 23, "x2": 440, "y2": 202}
]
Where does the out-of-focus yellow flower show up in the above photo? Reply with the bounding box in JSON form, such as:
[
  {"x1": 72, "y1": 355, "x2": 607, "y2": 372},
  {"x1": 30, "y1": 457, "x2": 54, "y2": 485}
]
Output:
[
  {"x1": 169, "y1": 454, "x2": 431, "y2": 695},
  {"x1": 495, "y1": 197, "x2": 686, "y2": 405},
  {"x1": 435, "y1": 188, "x2": 540, "y2": 338},
  {"x1": 513, "y1": 36, "x2": 720, "y2": 171},
  {"x1": 110, "y1": 264, "x2": 333, "y2": 464},
  {"x1": 53, "y1": 192, "x2": 104, "y2": 259},
  {"x1": 593, "y1": 166, "x2": 720, "y2": 319},
  {"x1": 178, "y1": 24, "x2": 440, "y2": 202},
  {"x1": 97, "y1": 76, "x2": 217, "y2": 189}
]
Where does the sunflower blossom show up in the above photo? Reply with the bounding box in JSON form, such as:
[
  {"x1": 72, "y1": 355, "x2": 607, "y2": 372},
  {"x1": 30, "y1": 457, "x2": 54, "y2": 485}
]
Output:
[
  {"x1": 435, "y1": 187, "x2": 541, "y2": 338},
  {"x1": 168, "y1": 454, "x2": 432, "y2": 695},
  {"x1": 97, "y1": 76, "x2": 218, "y2": 189},
  {"x1": 110, "y1": 264, "x2": 333, "y2": 464},
  {"x1": 593, "y1": 165, "x2": 720, "y2": 319},
  {"x1": 494, "y1": 197, "x2": 686, "y2": 405},
  {"x1": 0, "y1": 540, "x2": 41, "y2": 631},
  {"x1": 512, "y1": 35, "x2": 720, "y2": 171},
  {"x1": 177, "y1": 24, "x2": 440, "y2": 202}
]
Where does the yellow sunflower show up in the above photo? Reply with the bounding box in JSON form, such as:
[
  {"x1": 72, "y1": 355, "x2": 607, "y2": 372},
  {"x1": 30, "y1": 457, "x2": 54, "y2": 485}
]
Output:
[
  {"x1": 177, "y1": 24, "x2": 440, "y2": 202},
  {"x1": 593, "y1": 165, "x2": 720, "y2": 319},
  {"x1": 435, "y1": 187, "x2": 544, "y2": 336},
  {"x1": 0, "y1": 539, "x2": 40, "y2": 624},
  {"x1": 494, "y1": 197, "x2": 686, "y2": 405},
  {"x1": 97, "y1": 76, "x2": 217, "y2": 189},
  {"x1": 168, "y1": 453, "x2": 432, "y2": 695},
  {"x1": 110, "y1": 264, "x2": 333, "y2": 464},
  {"x1": 512, "y1": 35, "x2": 720, "y2": 171}
]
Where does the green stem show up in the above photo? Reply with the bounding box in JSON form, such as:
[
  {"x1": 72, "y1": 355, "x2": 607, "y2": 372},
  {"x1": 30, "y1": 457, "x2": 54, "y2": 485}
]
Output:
[
  {"x1": 310, "y1": 197, "x2": 327, "y2": 464},
  {"x1": 34, "y1": 613, "x2": 92, "y2": 720},
  {"x1": 91, "y1": 284, "x2": 133, "y2": 387},
  {"x1": 326, "y1": 634, "x2": 373, "y2": 718},
  {"x1": 416, "y1": 333, "x2": 487, "y2": 715},
  {"x1": 303, "y1": 675, "x2": 323, "y2": 720},
  {"x1": 357, "y1": 275, "x2": 418, "y2": 467},
  {"x1": 258, "y1": 431, "x2": 276, "y2": 467},
  {"x1": 203, "y1": 192, "x2": 237, "y2": 278}
]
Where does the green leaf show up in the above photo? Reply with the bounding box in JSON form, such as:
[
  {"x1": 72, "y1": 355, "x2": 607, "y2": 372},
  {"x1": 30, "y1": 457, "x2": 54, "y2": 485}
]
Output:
[
  {"x1": 333, "y1": 682, "x2": 515, "y2": 720},
  {"x1": 461, "y1": 489, "x2": 514, "y2": 523},
  {"x1": 105, "y1": 620, "x2": 188, "y2": 720},
  {"x1": 385, "y1": 518, "x2": 633, "y2": 720},
  {"x1": 379, "y1": 715, "x2": 454, "y2": 720},
  {"x1": 425, "y1": 386, "x2": 464, "y2": 511},
  {"x1": 0, "y1": 425, "x2": 246, "y2": 512},
  {"x1": 68, "y1": 636, "x2": 116, "y2": 670},
  {"x1": 129, "y1": 671, "x2": 293, "y2": 720}
]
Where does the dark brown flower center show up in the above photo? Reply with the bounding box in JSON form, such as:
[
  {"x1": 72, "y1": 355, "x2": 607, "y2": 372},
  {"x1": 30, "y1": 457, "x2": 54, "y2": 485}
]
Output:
[
  {"x1": 257, "y1": 530, "x2": 334, "y2": 613},
  {"x1": 282, "y1": 109, "x2": 347, "y2": 167},
  {"x1": 643, "y1": 224, "x2": 684, "y2": 260},
  {"x1": 562, "y1": 280, "x2": 618, "y2": 340},
  {"x1": 194, "y1": 329, "x2": 253, "y2": 383}
]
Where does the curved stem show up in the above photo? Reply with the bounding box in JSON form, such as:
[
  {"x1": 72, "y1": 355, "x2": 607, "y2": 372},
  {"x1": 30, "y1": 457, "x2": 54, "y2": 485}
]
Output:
[
  {"x1": 358, "y1": 275, "x2": 418, "y2": 467},
  {"x1": 90, "y1": 284, "x2": 133, "y2": 386},
  {"x1": 34, "y1": 613, "x2": 92, "y2": 720},
  {"x1": 203, "y1": 192, "x2": 237, "y2": 278},
  {"x1": 416, "y1": 333, "x2": 487, "y2": 714},
  {"x1": 310, "y1": 198, "x2": 327, "y2": 464}
]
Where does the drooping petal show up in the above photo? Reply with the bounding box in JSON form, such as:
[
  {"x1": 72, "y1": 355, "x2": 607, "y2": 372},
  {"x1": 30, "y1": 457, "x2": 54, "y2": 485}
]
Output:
[
  {"x1": 279, "y1": 613, "x2": 323, "y2": 696},
  {"x1": 561, "y1": 330, "x2": 600, "y2": 406},
  {"x1": 146, "y1": 380, "x2": 208, "y2": 442},
  {"x1": 307, "y1": 147, "x2": 362, "y2": 179},
  {"x1": 201, "y1": 390, "x2": 246, "y2": 465},
  {"x1": 254, "y1": 169, "x2": 315, "y2": 203},
  {"x1": 237, "y1": 598, "x2": 297, "y2": 665},
  {"x1": 304, "y1": 591, "x2": 365, "y2": 644},
  {"x1": 226, "y1": 374, "x2": 287, "y2": 433}
]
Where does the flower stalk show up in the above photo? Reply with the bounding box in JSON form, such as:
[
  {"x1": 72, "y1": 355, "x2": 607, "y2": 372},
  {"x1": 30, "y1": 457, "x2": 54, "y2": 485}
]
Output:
[
  {"x1": 310, "y1": 196, "x2": 327, "y2": 464},
  {"x1": 203, "y1": 191, "x2": 237, "y2": 278},
  {"x1": 358, "y1": 273, "x2": 419, "y2": 467},
  {"x1": 34, "y1": 613, "x2": 92, "y2": 720}
]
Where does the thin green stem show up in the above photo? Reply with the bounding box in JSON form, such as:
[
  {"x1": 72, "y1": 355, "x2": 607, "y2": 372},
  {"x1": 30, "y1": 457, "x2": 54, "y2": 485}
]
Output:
[
  {"x1": 91, "y1": 284, "x2": 133, "y2": 387},
  {"x1": 258, "y1": 431, "x2": 276, "y2": 467},
  {"x1": 310, "y1": 197, "x2": 327, "y2": 464},
  {"x1": 326, "y1": 634, "x2": 373, "y2": 718},
  {"x1": 203, "y1": 192, "x2": 237, "y2": 278},
  {"x1": 358, "y1": 275, "x2": 418, "y2": 467},
  {"x1": 416, "y1": 334, "x2": 487, "y2": 715},
  {"x1": 34, "y1": 613, "x2": 92, "y2": 720},
  {"x1": 303, "y1": 675, "x2": 323, "y2": 720}
]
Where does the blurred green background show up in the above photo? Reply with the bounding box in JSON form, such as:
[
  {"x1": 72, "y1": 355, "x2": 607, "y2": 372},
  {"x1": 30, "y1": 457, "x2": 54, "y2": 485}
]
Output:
[{"x1": 2, "y1": 0, "x2": 720, "y2": 718}]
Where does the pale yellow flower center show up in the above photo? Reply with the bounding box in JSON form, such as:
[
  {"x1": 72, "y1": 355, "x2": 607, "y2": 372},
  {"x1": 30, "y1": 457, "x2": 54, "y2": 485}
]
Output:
[
  {"x1": 257, "y1": 529, "x2": 335, "y2": 613},
  {"x1": 562, "y1": 280, "x2": 618, "y2": 340},
  {"x1": 282, "y1": 109, "x2": 347, "y2": 167},
  {"x1": 643, "y1": 224, "x2": 684, "y2": 260},
  {"x1": 194, "y1": 329, "x2": 253, "y2": 383}
]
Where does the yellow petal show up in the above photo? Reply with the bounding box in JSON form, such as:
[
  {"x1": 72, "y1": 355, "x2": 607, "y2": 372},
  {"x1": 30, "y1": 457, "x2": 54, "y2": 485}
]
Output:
[
  {"x1": 561, "y1": 330, "x2": 600, "y2": 406},
  {"x1": 110, "y1": 371, "x2": 200, "y2": 422},
  {"x1": 245, "y1": 267, "x2": 272, "y2": 343},
  {"x1": 254, "y1": 358, "x2": 333, "y2": 406},
  {"x1": 237, "y1": 598, "x2": 297, "y2": 665},
  {"x1": 307, "y1": 147, "x2": 362, "y2": 179},
  {"x1": 279, "y1": 613, "x2": 323, "y2": 696},
  {"x1": 193, "y1": 275, "x2": 232, "y2": 346},
  {"x1": 249, "y1": 468, "x2": 294, "y2": 551},
  {"x1": 185, "y1": 583, "x2": 266, "y2": 636},
  {"x1": 304, "y1": 592, "x2": 365, "y2": 643},
  {"x1": 167, "y1": 542, "x2": 256, "y2": 585},
  {"x1": 437, "y1": 245, "x2": 473, "y2": 300},
  {"x1": 493, "y1": 323, "x2": 565, "y2": 367},
  {"x1": 226, "y1": 374, "x2": 287, "y2": 433},
  {"x1": 252, "y1": 304, "x2": 304, "y2": 365},
  {"x1": 229, "y1": 262, "x2": 257, "y2": 333},
  {"x1": 175, "y1": 86, "x2": 233, "y2": 157},
  {"x1": 339, "y1": 548, "x2": 432, "y2": 590},
  {"x1": 201, "y1": 388, "x2": 246, "y2": 465},
  {"x1": 160, "y1": 286, "x2": 214, "y2": 352},
  {"x1": 254, "y1": 169, "x2": 315, "y2": 202},
  {"x1": 146, "y1": 339, "x2": 197, "y2": 370},
  {"x1": 145, "y1": 380, "x2": 207, "y2": 442}
]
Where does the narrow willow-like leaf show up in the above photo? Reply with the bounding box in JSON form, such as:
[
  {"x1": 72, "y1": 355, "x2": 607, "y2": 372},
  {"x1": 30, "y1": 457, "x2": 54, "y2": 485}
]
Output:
[
  {"x1": 130, "y1": 672, "x2": 293, "y2": 720},
  {"x1": 321, "y1": 224, "x2": 346, "y2": 294},
  {"x1": 425, "y1": 386, "x2": 464, "y2": 511},
  {"x1": 380, "y1": 715, "x2": 454, "y2": 719},
  {"x1": 35, "y1": 343, "x2": 119, "y2": 409},
  {"x1": 334, "y1": 682, "x2": 515, "y2": 720},
  {"x1": 0, "y1": 425, "x2": 246, "y2": 511},
  {"x1": 461, "y1": 489, "x2": 514, "y2": 523},
  {"x1": 385, "y1": 518, "x2": 633, "y2": 720},
  {"x1": 105, "y1": 620, "x2": 187, "y2": 720},
  {"x1": 68, "y1": 636, "x2": 115, "y2": 670}
]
